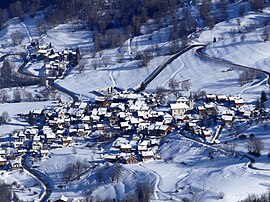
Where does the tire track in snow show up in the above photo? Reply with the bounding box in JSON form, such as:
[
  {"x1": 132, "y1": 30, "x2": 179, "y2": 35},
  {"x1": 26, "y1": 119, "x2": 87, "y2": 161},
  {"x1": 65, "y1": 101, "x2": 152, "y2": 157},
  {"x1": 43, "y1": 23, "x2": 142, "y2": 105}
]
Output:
[
  {"x1": 110, "y1": 70, "x2": 117, "y2": 87},
  {"x1": 238, "y1": 76, "x2": 268, "y2": 97},
  {"x1": 21, "y1": 22, "x2": 32, "y2": 43},
  {"x1": 161, "y1": 57, "x2": 184, "y2": 87}
]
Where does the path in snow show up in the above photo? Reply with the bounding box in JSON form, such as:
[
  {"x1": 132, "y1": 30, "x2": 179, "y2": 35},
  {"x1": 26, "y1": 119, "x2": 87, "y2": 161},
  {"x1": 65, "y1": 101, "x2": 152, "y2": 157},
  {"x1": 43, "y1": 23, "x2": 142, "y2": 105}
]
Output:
[
  {"x1": 21, "y1": 22, "x2": 32, "y2": 43},
  {"x1": 161, "y1": 57, "x2": 184, "y2": 87},
  {"x1": 238, "y1": 76, "x2": 268, "y2": 97},
  {"x1": 139, "y1": 163, "x2": 182, "y2": 201},
  {"x1": 110, "y1": 71, "x2": 117, "y2": 87}
]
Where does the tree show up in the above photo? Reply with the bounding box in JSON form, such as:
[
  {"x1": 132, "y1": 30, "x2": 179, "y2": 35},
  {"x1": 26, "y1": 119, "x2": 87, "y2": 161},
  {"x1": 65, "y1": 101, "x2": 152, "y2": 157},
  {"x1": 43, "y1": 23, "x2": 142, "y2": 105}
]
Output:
[
  {"x1": 240, "y1": 34, "x2": 246, "y2": 42},
  {"x1": 74, "y1": 47, "x2": 81, "y2": 66},
  {"x1": 0, "y1": 181, "x2": 11, "y2": 202},
  {"x1": 181, "y1": 80, "x2": 191, "y2": 91},
  {"x1": 135, "y1": 182, "x2": 154, "y2": 202},
  {"x1": 156, "y1": 86, "x2": 166, "y2": 104},
  {"x1": 249, "y1": 0, "x2": 264, "y2": 12},
  {"x1": 13, "y1": 88, "x2": 21, "y2": 102},
  {"x1": 169, "y1": 78, "x2": 179, "y2": 96},
  {"x1": 0, "y1": 111, "x2": 9, "y2": 124},
  {"x1": 261, "y1": 27, "x2": 270, "y2": 42},
  {"x1": 0, "y1": 89, "x2": 10, "y2": 102},
  {"x1": 246, "y1": 136, "x2": 264, "y2": 156},
  {"x1": 10, "y1": 32, "x2": 24, "y2": 46},
  {"x1": 239, "y1": 5, "x2": 245, "y2": 17},
  {"x1": 1, "y1": 59, "x2": 12, "y2": 79},
  {"x1": 28, "y1": 111, "x2": 35, "y2": 126},
  {"x1": 78, "y1": 59, "x2": 86, "y2": 74},
  {"x1": 260, "y1": 91, "x2": 267, "y2": 103}
]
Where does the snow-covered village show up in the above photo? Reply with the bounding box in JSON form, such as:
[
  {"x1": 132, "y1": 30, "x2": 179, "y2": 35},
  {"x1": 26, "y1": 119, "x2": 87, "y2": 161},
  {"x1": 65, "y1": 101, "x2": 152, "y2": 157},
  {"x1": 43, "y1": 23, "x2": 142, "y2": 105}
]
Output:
[{"x1": 0, "y1": 0, "x2": 270, "y2": 202}]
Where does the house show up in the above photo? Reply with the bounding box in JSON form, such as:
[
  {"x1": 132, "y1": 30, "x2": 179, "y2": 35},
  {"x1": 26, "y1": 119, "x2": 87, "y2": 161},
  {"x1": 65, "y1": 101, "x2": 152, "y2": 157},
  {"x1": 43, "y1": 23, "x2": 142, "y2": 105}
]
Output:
[
  {"x1": 54, "y1": 195, "x2": 69, "y2": 202},
  {"x1": 40, "y1": 150, "x2": 49, "y2": 157},
  {"x1": 234, "y1": 98, "x2": 245, "y2": 108},
  {"x1": 205, "y1": 94, "x2": 216, "y2": 101},
  {"x1": 170, "y1": 103, "x2": 190, "y2": 116},
  {"x1": 104, "y1": 154, "x2": 118, "y2": 163},
  {"x1": 204, "y1": 103, "x2": 217, "y2": 116},
  {"x1": 125, "y1": 155, "x2": 138, "y2": 164},
  {"x1": 217, "y1": 95, "x2": 227, "y2": 102},
  {"x1": 0, "y1": 150, "x2": 6, "y2": 158},
  {"x1": 222, "y1": 115, "x2": 234, "y2": 126},
  {"x1": 120, "y1": 144, "x2": 132, "y2": 153},
  {"x1": 0, "y1": 157, "x2": 8, "y2": 166},
  {"x1": 170, "y1": 96, "x2": 194, "y2": 116},
  {"x1": 141, "y1": 150, "x2": 154, "y2": 161},
  {"x1": 62, "y1": 137, "x2": 72, "y2": 146},
  {"x1": 10, "y1": 159, "x2": 22, "y2": 170}
]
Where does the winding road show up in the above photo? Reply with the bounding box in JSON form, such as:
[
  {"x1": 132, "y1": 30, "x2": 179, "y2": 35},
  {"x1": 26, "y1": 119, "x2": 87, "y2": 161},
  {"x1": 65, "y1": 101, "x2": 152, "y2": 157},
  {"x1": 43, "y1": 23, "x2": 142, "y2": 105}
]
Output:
[
  {"x1": 0, "y1": 45, "x2": 78, "y2": 201},
  {"x1": 22, "y1": 154, "x2": 53, "y2": 202}
]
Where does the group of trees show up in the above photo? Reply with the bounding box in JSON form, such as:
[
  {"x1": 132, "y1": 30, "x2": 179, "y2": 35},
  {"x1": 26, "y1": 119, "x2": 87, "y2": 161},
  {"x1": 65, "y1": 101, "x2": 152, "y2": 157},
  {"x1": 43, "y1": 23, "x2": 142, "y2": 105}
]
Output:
[
  {"x1": 0, "y1": 58, "x2": 40, "y2": 89},
  {"x1": 238, "y1": 69, "x2": 262, "y2": 86},
  {"x1": 0, "y1": 111, "x2": 9, "y2": 125},
  {"x1": 95, "y1": 163, "x2": 123, "y2": 184},
  {"x1": 0, "y1": 181, "x2": 12, "y2": 202},
  {"x1": 62, "y1": 160, "x2": 89, "y2": 182},
  {"x1": 246, "y1": 135, "x2": 264, "y2": 157},
  {"x1": 240, "y1": 190, "x2": 270, "y2": 202}
]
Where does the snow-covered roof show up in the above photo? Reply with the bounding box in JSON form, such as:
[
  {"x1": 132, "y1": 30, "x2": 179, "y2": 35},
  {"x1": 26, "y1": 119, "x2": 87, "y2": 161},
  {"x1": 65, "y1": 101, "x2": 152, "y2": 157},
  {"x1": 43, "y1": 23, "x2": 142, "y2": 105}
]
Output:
[
  {"x1": 170, "y1": 103, "x2": 190, "y2": 110},
  {"x1": 142, "y1": 150, "x2": 154, "y2": 157},
  {"x1": 120, "y1": 144, "x2": 132, "y2": 149},
  {"x1": 177, "y1": 97, "x2": 189, "y2": 103}
]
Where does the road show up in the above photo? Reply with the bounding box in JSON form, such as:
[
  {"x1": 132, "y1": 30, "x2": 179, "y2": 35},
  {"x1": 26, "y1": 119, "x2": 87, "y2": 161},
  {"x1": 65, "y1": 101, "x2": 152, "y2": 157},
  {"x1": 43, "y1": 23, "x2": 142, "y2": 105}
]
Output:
[
  {"x1": 22, "y1": 154, "x2": 53, "y2": 202},
  {"x1": 136, "y1": 44, "x2": 204, "y2": 91},
  {"x1": 0, "y1": 52, "x2": 78, "y2": 201},
  {"x1": 0, "y1": 52, "x2": 79, "y2": 105},
  {"x1": 194, "y1": 46, "x2": 270, "y2": 86}
]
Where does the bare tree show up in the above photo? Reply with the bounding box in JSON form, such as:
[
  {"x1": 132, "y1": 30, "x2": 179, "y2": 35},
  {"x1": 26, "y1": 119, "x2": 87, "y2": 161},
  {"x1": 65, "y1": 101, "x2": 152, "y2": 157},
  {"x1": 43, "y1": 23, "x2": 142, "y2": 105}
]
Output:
[
  {"x1": 0, "y1": 181, "x2": 11, "y2": 202},
  {"x1": 246, "y1": 136, "x2": 264, "y2": 156},
  {"x1": 13, "y1": 88, "x2": 21, "y2": 102},
  {"x1": 239, "y1": 5, "x2": 245, "y2": 17},
  {"x1": 10, "y1": 32, "x2": 24, "y2": 46},
  {"x1": 156, "y1": 86, "x2": 166, "y2": 105},
  {"x1": 261, "y1": 27, "x2": 270, "y2": 42},
  {"x1": 78, "y1": 59, "x2": 86, "y2": 74},
  {"x1": 181, "y1": 80, "x2": 191, "y2": 91},
  {"x1": 0, "y1": 111, "x2": 9, "y2": 124},
  {"x1": 169, "y1": 78, "x2": 179, "y2": 96}
]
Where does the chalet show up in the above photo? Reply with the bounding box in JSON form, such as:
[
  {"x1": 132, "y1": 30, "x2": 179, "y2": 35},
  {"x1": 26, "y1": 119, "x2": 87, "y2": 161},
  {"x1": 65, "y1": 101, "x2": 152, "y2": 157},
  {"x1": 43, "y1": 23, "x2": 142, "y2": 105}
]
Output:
[
  {"x1": 32, "y1": 142, "x2": 43, "y2": 151},
  {"x1": 40, "y1": 150, "x2": 49, "y2": 157},
  {"x1": 10, "y1": 159, "x2": 22, "y2": 170},
  {"x1": 104, "y1": 154, "x2": 118, "y2": 163},
  {"x1": 204, "y1": 103, "x2": 217, "y2": 116},
  {"x1": 45, "y1": 132, "x2": 56, "y2": 144},
  {"x1": 141, "y1": 150, "x2": 154, "y2": 161},
  {"x1": 170, "y1": 103, "x2": 190, "y2": 116},
  {"x1": 202, "y1": 128, "x2": 213, "y2": 138},
  {"x1": 120, "y1": 144, "x2": 132, "y2": 153},
  {"x1": 95, "y1": 97, "x2": 109, "y2": 106},
  {"x1": 205, "y1": 94, "x2": 216, "y2": 101},
  {"x1": 156, "y1": 125, "x2": 173, "y2": 136},
  {"x1": 62, "y1": 137, "x2": 72, "y2": 146},
  {"x1": 234, "y1": 98, "x2": 245, "y2": 108},
  {"x1": 0, "y1": 157, "x2": 8, "y2": 166},
  {"x1": 222, "y1": 115, "x2": 234, "y2": 126},
  {"x1": 0, "y1": 150, "x2": 6, "y2": 158},
  {"x1": 54, "y1": 195, "x2": 69, "y2": 202},
  {"x1": 217, "y1": 95, "x2": 228, "y2": 102},
  {"x1": 124, "y1": 155, "x2": 138, "y2": 164}
]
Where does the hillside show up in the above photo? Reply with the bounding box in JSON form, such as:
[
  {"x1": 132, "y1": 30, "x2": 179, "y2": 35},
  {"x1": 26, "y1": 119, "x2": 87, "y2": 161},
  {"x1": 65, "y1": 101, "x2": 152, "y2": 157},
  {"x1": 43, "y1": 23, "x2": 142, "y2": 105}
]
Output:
[{"x1": 0, "y1": 0, "x2": 270, "y2": 202}]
